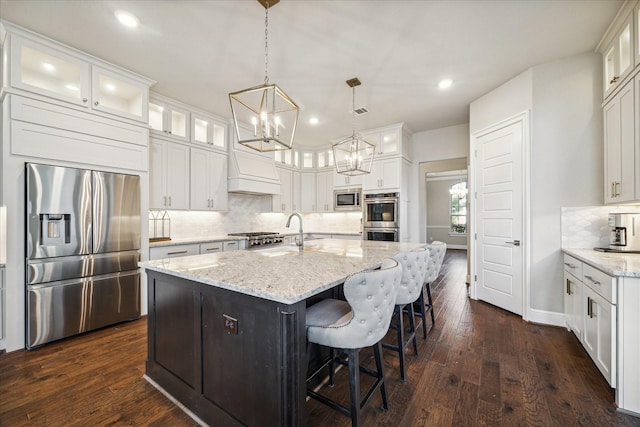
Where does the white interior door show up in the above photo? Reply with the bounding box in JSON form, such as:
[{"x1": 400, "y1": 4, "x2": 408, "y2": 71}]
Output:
[{"x1": 474, "y1": 120, "x2": 524, "y2": 316}]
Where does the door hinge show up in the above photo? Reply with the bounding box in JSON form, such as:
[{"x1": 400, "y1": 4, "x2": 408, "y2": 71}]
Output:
[
  {"x1": 474, "y1": 233, "x2": 477, "y2": 240},
  {"x1": 474, "y1": 275, "x2": 477, "y2": 282}
]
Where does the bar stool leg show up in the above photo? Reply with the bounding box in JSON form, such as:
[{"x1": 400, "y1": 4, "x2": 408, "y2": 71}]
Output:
[
  {"x1": 346, "y1": 348, "x2": 361, "y2": 427},
  {"x1": 426, "y1": 282, "x2": 435, "y2": 324},
  {"x1": 418, "y1": 291, "x2": 428, "y2": 339},
  {"x1": 406, "y1": 303, "x2": 418, "y2": 355},
  {"x1": 373, "y1": 341, "x2": 388, "y2": 410},
  {"x1": 329, "y1": 347, "x2": 336, "y2": 387},
  {"x1": 395, "y1": 306, "x2": 407, "y2": 381}
]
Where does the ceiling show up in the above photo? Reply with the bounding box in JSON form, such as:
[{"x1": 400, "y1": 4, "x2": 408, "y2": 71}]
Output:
[{"x1": 0, "y1": 0, "x2": 622, "y2": 148}]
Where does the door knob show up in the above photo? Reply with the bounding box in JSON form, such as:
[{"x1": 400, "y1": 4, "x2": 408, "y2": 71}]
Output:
[{"x1": 506, "y1": 240, "x2": 521, "y2": 246}]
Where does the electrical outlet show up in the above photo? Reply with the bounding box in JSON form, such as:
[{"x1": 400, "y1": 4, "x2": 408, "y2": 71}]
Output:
[{"x1": 223, "y1": 314, "x2": 238, "y2": 335}]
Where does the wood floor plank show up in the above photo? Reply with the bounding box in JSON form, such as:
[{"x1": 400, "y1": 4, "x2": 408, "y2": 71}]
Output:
[{"x1": 2, "y1": 250, "x2": 638, "y2": 427}]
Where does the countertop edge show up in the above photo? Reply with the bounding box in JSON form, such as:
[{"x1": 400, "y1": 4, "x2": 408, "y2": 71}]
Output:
[{"x1": 562, "y1": 248, "x2": 640, "y2": 278}]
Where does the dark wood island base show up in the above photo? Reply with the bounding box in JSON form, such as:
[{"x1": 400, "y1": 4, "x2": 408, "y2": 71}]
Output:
[{"x1": 145, "y1": 271, "x2": 307, "y2": 426}]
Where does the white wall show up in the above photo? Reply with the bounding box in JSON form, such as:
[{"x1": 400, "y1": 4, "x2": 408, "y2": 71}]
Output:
[
  {"x1": 410, "y1": 124, "x2": 469, "y2": 241},
  {"x1": 469, "y1": 52, "x2": 603, "y2": 318}
]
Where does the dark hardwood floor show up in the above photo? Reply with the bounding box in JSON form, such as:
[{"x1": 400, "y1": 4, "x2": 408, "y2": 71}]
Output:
[{"x1": 1, "y1": 250, "x2": 639, "y2": 426}]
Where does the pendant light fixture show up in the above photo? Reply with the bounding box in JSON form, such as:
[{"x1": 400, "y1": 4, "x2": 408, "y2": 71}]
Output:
[
  {"x1": 332, "y1": 78, "x2": 375, "y2": 175},
  {"x1": 229, "y1": 0, "x2": 299, "y2": 152}
]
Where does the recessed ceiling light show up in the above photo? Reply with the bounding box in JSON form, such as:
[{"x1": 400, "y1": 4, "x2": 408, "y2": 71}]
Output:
[
  {"x1": 115, "y1": 10, "x2": 139, "y2": 29},
  {"x1": 438, "y1": 79, "x2": 453, "y2": 89},
  {"x1": 309, "y1": 117, "x2": 319, "y2": 125},
  {"x1": 105, "y1": 83, "x2": 117, "y2": 92},
  {"x1": 42, "y1": 62, "x2": 55, "y2": 72}
]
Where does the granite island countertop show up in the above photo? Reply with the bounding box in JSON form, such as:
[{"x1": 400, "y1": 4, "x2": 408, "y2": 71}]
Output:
[
  {"x1": 562, "y1": 248, "x2": 640, "y2": 278},
  {"x1": 140, "y1": 239, "x2": 425, "y2": 304}
]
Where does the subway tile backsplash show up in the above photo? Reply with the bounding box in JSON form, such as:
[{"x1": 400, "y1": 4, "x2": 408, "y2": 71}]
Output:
[
  {"x1": 160, "y1": 194, "x2": 362, "y2": 240},
  {"x1": 561, "y1": 205, "x2": 640, "y2": 248}
]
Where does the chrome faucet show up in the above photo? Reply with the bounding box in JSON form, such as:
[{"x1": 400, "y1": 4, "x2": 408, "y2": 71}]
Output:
[{"x1": 285, "y1": 212, "x2": 303, "y2": 250}]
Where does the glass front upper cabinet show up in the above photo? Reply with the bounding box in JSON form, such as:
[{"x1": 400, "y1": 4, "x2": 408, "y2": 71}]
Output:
[
  {"x1": 91, "y1": 67, "x2": 147, "y2": 121},
  {"x1": 148, "y1": 100, "x2": 190, "y2": 141},
  {"x1": 11, "y1": 36, "x2": 90, "y2": 106},
  {"x1": 192, "y1": 114, "x2": 226, "y2": 149}
]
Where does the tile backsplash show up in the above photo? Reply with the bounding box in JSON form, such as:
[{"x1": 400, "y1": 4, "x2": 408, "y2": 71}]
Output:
[
  {"x1": 160, "y1": 194, "x2": 362, "y2": 240},
  {"x1": 561, "y1": 205, "x2": 640, "y2": 248}
]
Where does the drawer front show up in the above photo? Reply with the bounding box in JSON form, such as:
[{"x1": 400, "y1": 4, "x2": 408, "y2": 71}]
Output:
[
  {"x1": 200, "y1": 242, "x2": 223, "y2": 254},
  {"x1": 563, "y1": 254, "x2": 583, "y2": 279},
  {"x1": 223, "y1": 240, "x2": 240, "y2": 251},
  {"x1": 582, "y1": 263, "x2": 616, "y2": 304},
  {"x1": 149, "y1": 243, "x2": 200, "y2": 260}
]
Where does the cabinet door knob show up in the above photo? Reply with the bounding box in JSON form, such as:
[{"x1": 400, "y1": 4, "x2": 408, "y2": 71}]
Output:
[
  {"x1": 610, "y1": 76, "x2": 620, "y2": 84},
  {"x1": 94, "y1": 101, "x2": 99, "y2": 106},
  {"x1": 82, "y1": 98, "x2": 88, "y2": 103}
]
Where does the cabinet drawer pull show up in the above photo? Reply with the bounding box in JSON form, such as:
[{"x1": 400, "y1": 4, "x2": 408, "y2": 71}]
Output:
[
  {"x1": 205, "y1": 247, "x2": 221, "y2": 251},
  {"x1": 584, "y1": 275, "x2": 601, "y2": 285},
  {"x1": 566, "y1": 278, "x2": 571, "y2": 295},
  {"x1": 167, "y1": 250, "x2": 188, "y2": 255},
  {"x1": 610, "y1": 76, "x2": 620, "y2": 84},
  {"x1": 563, "y1": 262, "x2": 577, "y2": 269},
  {"x1": 587, "y1": 296, "x2": 596, "y2": 318}
]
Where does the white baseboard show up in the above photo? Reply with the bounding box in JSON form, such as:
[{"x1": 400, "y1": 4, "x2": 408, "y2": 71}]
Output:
[{"x1": 526, "y1": 308, "x2": 565, "y2": 327}]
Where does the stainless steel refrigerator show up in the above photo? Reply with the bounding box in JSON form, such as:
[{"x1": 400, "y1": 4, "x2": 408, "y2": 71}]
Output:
[{"x1": 26, "y1": 163, "x2": 141, "y2": 349}]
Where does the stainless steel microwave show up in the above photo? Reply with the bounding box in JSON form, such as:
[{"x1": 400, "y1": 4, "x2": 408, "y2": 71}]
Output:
[{"x1": 334, "y1": 189, "x2": 362, "y2": 211}]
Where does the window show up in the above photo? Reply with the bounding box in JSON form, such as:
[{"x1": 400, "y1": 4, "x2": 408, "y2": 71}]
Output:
[{"x1": 450, "y1": 182, "x2": 467, "y2": 235}]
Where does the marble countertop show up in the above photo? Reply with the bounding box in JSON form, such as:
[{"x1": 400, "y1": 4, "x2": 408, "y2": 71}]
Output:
[
  {"x1": 562, "y1": 248, "x2": 640, "y2": 278},
  {"x1": 140, "y1": 239, "x2": 425, "y2": 304}
]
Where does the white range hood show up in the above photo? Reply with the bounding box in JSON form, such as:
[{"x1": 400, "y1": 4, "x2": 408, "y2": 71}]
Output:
[{"x1": 227, "y1": 149, "x2": 281, "y2": 195}]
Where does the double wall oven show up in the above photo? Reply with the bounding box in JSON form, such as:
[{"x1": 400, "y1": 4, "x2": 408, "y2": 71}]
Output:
[{"x1": 363, "y1": 192, "x2": 399, "y2": 242}]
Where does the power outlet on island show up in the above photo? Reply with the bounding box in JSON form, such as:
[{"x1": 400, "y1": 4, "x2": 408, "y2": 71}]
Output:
[{"x1": 223, "y1": 314, "x2": 239, "y2": 335}]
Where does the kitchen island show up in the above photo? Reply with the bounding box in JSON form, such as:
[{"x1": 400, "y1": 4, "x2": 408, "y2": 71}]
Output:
[{"x1": 139, "y1": 239, "x2": 424, "y2": 427}]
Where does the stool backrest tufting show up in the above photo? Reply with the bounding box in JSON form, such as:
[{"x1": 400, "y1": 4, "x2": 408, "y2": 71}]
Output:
[
  {"x1": 392, "y1": 247, "x2": 430, "y2": 305},
  {"x1": 424, "y1": 241, "x2": 447, "y2": 284},
  {"x1": 334, "y1": 258, "x2": 402, "y2": 349}
]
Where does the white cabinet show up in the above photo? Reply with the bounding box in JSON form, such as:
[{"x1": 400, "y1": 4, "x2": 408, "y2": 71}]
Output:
[
  {"x1": 6, "y1": 30, "x2": 151, "y2": 123},
  {"x1": 358, "y1": 123, "x2": 411, "y2": 159},
  {"x1": 149, "y1": 243, "x2": 200, "y2": 260},
  {"x1": 300, "y1": 172, "x2": 317, "y2": 212},
  {"x1": 604, "y1": 78, "x2": 635, "y2": 204},
  {"x1": 563, "y1": 269, "x2": 584, "y2": 339},
  {"x1": 149, "y1": 97, "x2": 190, "y2": 142},
  {"x1": 582, "y1": 285, "x2": 616, "y2": 386},
  {"x1": 317, "y1": 149, "x2": 334, "y2": 168},
  {"x1": 149, "y1": 138, "x2": 190, "y2": 209},
  {"x1": 315, "y1": 170, "x2": 334, "y2": 212},
  {"x1": 273, "y1": 166, "x2": 296, "y2": 212},
  {"x1": 562, "y1": 254, "x2": 616, "y2": 387},
  {"x1": 363, "y1": 158, "x2": 401, "y2": 192},
  {"x1": 604, "y1": 15, "x2": 634, "y2": 98},
  {"x1": 192, "y1": 113, "x2": 226, "y2": 149},
  {"x1": 190, "y1": 148, "x2": 228, "y2": 211},
  {"x1": 292, "y1": 170, "x2": 301, "y2": 212},
  {"x1": 200, "y1": 242, "x2": 223, "y2": 254},
  {"x1": 333, "y1": 170, "x2": 363, "y2": 189}
]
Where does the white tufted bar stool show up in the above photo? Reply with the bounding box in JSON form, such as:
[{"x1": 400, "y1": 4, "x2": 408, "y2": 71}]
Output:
[
  {"x1": 383, "y1": 247, "x2": 430, "y2": 380},
  {"x1": 305, "y1": 258, "x2": 402, "y2": 427},
  {"x1": 415, "y1": 241, "x2": 447, "y2": 339}
]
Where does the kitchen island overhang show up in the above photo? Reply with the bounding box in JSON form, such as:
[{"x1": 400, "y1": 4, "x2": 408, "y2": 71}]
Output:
[{"x1": 139, "y1": 239, "x2": 426, "y2": 427}]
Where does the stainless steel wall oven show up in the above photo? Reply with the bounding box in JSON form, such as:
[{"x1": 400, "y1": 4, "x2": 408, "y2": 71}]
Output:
[{"x1": 363, "y1": 192, "x2": 399, "y2": 241}]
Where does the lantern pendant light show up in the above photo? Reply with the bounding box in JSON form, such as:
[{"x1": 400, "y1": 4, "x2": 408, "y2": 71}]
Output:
[
  {"x1": 332, "y1": 78, "x2": 375, "y2": 175},
  {"x1": 229, "y1": 0, "x2": 299, "y2": 152}
]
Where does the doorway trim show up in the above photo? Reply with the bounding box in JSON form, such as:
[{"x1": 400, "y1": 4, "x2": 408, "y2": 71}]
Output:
[{"x1": 469, "y1": 110, "x2": 531, "y2": 321}]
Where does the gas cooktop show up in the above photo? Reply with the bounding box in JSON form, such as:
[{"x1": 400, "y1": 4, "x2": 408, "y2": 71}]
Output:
[{"x1": 228, "y1": 232, "x2": 284, "y2": 248}]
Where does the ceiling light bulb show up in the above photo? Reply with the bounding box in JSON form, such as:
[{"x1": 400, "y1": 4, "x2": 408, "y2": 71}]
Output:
[
  {"x1": 115, "y1": 10, "x2": 140, "y2": 29},
  {"x1": 43, "y1": 62, "x2": 55, "y2": 72},
  {"x1": 438, "y1": 79, "x2": 453, "y2": 89},
  {"x1": 105, "y1": 83, "x2": 116, "y2": 92},
  {"x1": 309, "y1": 117, "x2": 319, "y2": 125}
]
